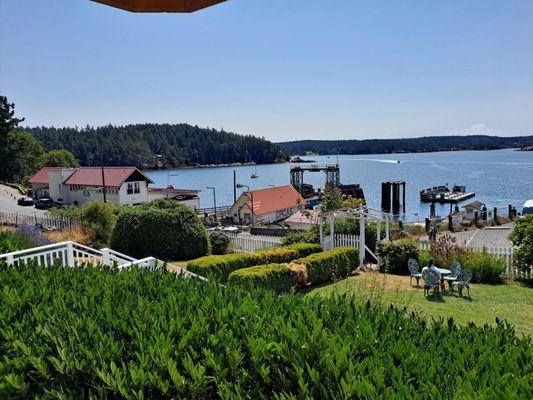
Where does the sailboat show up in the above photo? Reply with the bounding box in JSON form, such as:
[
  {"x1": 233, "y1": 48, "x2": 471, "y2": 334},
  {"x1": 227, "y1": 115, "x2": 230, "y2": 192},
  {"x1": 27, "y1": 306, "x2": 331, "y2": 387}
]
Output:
[{"x1": 251, "y1": 164, "x2": 258, "y2": 179}]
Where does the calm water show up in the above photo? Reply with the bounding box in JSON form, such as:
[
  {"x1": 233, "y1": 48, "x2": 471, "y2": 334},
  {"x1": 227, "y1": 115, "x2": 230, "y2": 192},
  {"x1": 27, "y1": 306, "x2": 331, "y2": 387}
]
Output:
[{"x1": 145, "y1": 149, "x2": 533, "y2": 221}]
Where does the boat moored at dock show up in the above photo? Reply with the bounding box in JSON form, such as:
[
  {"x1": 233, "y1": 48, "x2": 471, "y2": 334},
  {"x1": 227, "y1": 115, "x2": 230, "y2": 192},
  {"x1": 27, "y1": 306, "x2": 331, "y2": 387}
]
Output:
[{"x1": 420, "y1": 185, "x2": 475, "y2": 204}]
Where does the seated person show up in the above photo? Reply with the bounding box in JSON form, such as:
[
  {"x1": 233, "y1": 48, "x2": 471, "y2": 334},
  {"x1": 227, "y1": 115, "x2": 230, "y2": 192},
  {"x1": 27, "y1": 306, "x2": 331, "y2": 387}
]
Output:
[{"x1": 421, "y1": 259, "x2": 442, "y2": 280}]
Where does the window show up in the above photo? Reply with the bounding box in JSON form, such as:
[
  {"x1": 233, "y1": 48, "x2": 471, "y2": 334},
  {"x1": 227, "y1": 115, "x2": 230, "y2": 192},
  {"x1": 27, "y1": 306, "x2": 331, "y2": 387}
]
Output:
[
  {"x1": 127, "y1": 183, "x2": 134, "y2": 194},
  {"x1": 134, "y1": 182, "x2": 140, "y2": 194}
]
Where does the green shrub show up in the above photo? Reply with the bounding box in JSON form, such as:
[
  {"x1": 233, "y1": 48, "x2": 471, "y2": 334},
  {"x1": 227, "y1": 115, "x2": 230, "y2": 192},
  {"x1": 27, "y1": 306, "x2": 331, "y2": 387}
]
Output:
[
  {"x1": 458, "y1": 251, "x2": 506, "y2": 283},
  {"x1": 509, "y1": 215, "x2": 533, "y2": 274},
  {"x1": 418, "y1": 249, "x2": 430, "y2": 267},
  {"x1": 228, "y1": 263, "x2": 297, "y2": 293},
  {"x1": 187, "y1": 243, "x2": 322, "y2": 281},
  {"x1": 297, "y1": 247, "x2": 358, "y2": 284},
  {"x1": 1, "y1": 263, "x2": 529, "y2": 399},
  {"x1": 209, "y1": 231, "x2": 230, "y2": 255},
  {"x1": 281, "y1": 230, "x2": 319, "y2": 245},
  {"x1": 110, "y1": 201, "x2": 208, "y2": 260},
  {"x1": 0, "y1": 231, "x2": 34, "y2": 253},
  {"x1": 376, "y1": 239, "x2": 419, "y2": 274}
]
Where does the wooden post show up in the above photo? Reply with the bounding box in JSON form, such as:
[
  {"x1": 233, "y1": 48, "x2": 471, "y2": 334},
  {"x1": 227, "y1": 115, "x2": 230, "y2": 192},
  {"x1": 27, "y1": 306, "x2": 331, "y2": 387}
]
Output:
[
  {"x1": 66, "y1": 242, "x2": 75, "y2": 267},
  {"x1": 385, "y1": 214, "x2": 390, "y2": 241},
  {"x1": 319, "y1": 214, "x2": 324, "y2": 246},
  {"x1": 376, "y1": 217, "x2": 381, "y2": 243},
  {"x1": 359, "y1": 208, "x2": 365, "y2": 267},
  {"x1": 330, "y1": 213, "x2": 335, "y2": 249},
  {"x1": 448, "y1": 214, "x2": 453, "y2": 231},
  {"x1": 493, "y1": 207, "x2": 498, "y2": 223}
]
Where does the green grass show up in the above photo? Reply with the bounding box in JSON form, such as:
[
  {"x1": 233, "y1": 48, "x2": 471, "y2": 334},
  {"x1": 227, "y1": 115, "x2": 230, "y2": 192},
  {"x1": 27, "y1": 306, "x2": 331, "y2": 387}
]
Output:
[{"x1": 307, "y1": 272, "x2": 533, "y2": 337}]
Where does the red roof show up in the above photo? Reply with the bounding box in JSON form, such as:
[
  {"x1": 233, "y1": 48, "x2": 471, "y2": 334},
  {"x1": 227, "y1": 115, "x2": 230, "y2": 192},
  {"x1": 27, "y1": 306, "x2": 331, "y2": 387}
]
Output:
[
  {"x1": 285, "y1": 210, "x2": 321, "y2": 224},
  {"x1": 244, "y1": 185, "x2": 306, "y2": 216},
  {"x1": 64, "y1": 167, "x2": 153, "y2": 188},
  {"x1": 148, "y1": 187, "x2": 200, "y2": 194},
  {"x1": 28, "y1": 167, "x2": 61, "y2": 184}
]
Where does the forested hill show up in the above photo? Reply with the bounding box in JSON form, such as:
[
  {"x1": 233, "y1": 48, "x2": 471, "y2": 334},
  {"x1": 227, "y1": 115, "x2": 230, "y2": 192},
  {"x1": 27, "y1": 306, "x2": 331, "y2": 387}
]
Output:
[
  {"x1": 24, "y1": 124, "x2": 288, "y2": 168},
  {"x1": 278, "y1": 135, "x2": 533, "y2": 155}
]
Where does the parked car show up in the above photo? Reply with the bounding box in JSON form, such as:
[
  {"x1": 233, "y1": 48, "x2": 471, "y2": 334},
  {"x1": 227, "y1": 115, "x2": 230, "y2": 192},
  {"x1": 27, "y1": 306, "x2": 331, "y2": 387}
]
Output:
[
  {"x1": 34, "y1": 198, "x2": 55, "y2": 210},
  {"x1": 17, "y1": 196, "x2": 35, "y2": 206},
  {"x1": 54, "y1": 200, "x2": 69, "y2": 208}
]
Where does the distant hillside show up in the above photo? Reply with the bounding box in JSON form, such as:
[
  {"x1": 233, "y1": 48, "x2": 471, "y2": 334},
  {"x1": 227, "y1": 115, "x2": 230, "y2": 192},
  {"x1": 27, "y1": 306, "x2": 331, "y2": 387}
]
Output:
[
  {"x1": 278, "y1": 135, "x2": 533, "y2": 155},
  {"x1": 24, "y1": 124, "x2": 289, "y2": 168}
]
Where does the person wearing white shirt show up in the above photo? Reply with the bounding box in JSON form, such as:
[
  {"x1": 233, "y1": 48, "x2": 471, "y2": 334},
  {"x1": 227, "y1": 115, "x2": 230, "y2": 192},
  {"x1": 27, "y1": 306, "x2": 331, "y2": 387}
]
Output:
[{"x1": 421, "y1": 259, "x2": 442, "y2": 280}]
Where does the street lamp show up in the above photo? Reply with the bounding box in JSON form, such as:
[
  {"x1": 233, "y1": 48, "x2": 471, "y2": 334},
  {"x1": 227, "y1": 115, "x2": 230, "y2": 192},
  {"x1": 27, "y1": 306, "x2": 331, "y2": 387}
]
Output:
[{"x1": 206, "y1": 187, "x2": 217, "y2": 222}]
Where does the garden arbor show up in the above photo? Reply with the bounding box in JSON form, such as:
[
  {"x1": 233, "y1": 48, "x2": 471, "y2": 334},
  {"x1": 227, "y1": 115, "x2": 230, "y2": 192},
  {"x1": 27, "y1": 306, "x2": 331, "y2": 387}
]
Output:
[
  {"x1": 92, "y1": 0, "x2": 227, "y2": 12},
  {"x1": 319, "y1": 206, "x2": 392, "y2": 267}
]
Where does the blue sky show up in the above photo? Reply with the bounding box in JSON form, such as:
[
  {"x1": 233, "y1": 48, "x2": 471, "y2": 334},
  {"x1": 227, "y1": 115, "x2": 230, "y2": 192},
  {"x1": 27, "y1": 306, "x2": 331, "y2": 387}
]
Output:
[{"x1": 1, "y1": 0, "x2": 532, "y2": 141}]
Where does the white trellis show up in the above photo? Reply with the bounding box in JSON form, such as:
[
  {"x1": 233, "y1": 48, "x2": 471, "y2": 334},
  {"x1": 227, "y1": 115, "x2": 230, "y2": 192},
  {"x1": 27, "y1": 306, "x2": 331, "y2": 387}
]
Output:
[{"x1": 319, "y1": 206, "x2": 392, "y2": 267}]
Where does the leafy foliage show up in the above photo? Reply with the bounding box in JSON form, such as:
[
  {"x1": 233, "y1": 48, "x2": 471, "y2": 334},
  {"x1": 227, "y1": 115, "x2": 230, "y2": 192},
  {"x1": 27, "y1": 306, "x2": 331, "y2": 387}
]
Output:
[
  {"x1": 0, "y1": 231, "x2": 34, "y2": 253},
  {"x1": 25, "y1": 123, "x2": 289, "y2": 168},
  {"x1": 110, "y1": 200, "x2": 208, "y2": 260},
  {"x1": 376, "y1": 239, "x2": 419, "y2": 275},
  {"x1": 39, "y1": 149, "x2": 79, "y2": 168},
  {"x1": 228, "y1": 263, "x2": 297, "y2": 293},
  {"x1": 509, "y1": 215, "x2": 533, "y2": 273},
  {"x1": 187, "y1": 243, "x2": 322, "y2": 281},
  {"x1": 0, "y1": 94, "x2": 25, "y2": 181},
  {"x1": 320, "y1": 186, "x2": 343, "y2": 213},
  {"x1": 296, "y1": 247, "x2": 359, "y2": 284},
  {"x1": 281, "y1": 230, "x2": 319, "y2": 245},
  {"x1": 209, "y1": 231, "x2": 231, "y2": 255},
  {"x1": 1, "y1": 263, "x2": 530, "y2": 399}
]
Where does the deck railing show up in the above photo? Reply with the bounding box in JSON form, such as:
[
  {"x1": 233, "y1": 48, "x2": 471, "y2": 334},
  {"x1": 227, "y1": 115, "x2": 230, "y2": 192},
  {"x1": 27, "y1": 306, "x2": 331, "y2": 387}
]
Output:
[{"x1": 0, "y1": 241, "x2": 206, "y2": 280}]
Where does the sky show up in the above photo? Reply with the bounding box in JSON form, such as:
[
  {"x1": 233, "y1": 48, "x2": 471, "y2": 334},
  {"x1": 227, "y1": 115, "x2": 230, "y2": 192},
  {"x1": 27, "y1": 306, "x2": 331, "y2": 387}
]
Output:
[{"x1": 1, "y1": 0, "x2": 532, "y2": 142}]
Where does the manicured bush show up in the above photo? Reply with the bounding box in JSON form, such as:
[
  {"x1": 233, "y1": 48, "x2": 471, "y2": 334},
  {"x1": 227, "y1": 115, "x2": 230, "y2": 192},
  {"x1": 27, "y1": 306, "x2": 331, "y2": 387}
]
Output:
[
  {"x1": 110, "y1": 201, "x2": 208, "y2": 260},
  {"x1": 228, "y1": 263, "x2": 297, "y2": 293},
  {"x1": 1, "y1": 263, "x2": 530, "y2": 399},
  {"x1": 296, "y1": 247, "x2": 358, "y2": 284},
  {"x1": 376, "y1": 239, "x2": 419, "y2": 274},
  {"x1": 187, "y1": 243, "x2": 322, "y2": 281},
  {"x1": 281, "y1": 230, "x2": 319, "y2": 245},
  {"x1": 209, "y1": 231, "x2": 230, "y2": 255}
]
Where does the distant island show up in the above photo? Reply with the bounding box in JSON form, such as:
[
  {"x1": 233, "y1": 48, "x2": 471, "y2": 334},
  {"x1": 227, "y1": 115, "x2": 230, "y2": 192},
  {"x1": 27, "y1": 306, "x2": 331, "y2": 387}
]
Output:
[
  {"x1": 24, "y1": 124, "x2": 289, "y2": 169},
  {"x1": 278, "y1": 135, "x2": 533, "y2": 156}
]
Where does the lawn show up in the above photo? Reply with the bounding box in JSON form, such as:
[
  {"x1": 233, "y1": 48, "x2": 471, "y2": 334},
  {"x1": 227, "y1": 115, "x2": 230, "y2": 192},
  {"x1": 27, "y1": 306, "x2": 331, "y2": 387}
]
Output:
[{"x1": 307, "y1": 271, "x2": 533, "y2": 337}]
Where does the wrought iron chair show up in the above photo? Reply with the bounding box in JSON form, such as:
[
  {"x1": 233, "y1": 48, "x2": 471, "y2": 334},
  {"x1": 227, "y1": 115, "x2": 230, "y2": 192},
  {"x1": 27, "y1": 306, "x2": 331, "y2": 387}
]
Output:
[
  {"x1": 443, "y1": 261, "x2": 461, "y2": 291},
  {"x1": 451, "y1": 269, "x2": 473, "y2": 298},
  {"x1": 408, "y1": 258, "x2": 422, "y2": 287},
  {"x1": 422, "y1": 269, "x2": 441, "y2": 297}
]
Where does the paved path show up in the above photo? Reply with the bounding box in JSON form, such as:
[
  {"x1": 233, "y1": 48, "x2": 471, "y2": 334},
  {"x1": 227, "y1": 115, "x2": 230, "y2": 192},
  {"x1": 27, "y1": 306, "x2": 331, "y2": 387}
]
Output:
[
  {"x1": 0, "y1": 184, "x2": 48, "y2": 216},
  {"x1": 436, "y1": 222, "x2": 514, "y2": 248}
]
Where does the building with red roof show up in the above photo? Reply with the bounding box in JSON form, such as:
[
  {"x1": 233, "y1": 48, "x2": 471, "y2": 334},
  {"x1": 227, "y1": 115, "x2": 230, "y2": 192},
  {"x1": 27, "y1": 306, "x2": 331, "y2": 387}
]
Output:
[
  {"x1": 229, "y1": 185, "x2": 306, "y2": 225},
  {"x1": 28, "y1": 167, "x2": 199, "y2": 209}
]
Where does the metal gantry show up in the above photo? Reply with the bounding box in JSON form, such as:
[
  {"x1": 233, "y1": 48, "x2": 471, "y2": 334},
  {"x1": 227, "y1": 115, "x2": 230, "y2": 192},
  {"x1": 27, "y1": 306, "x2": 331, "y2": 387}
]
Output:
[{"x1": 290, "y1": 164, "x2": 340, "y2": 194}]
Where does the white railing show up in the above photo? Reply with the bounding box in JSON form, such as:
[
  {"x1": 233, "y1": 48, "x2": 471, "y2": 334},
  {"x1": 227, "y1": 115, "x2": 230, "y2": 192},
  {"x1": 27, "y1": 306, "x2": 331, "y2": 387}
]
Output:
[
  {"x1": 0, "y1": 241, "x2": 207, "y2": 281},
  {"x1": 419, "y1": 240, "x2": 530, "y2": 280},
  {"x1": 0, "y1": 210, "x2": 80, "y2": 230},
  {"x1": 226, "y1": 232, "x2": 282, "y2": 253}
]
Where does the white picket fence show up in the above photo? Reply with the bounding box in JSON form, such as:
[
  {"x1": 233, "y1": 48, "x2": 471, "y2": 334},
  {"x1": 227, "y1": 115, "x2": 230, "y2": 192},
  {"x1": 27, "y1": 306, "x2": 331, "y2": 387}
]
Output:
[
  {"x1": 0, "y1": 210, "x2": 80, "y2": 230},
  {"x1": 0, "y1": 241, "x2": 206, "y2": 280},
  {"x1": 419, "y1": 240, "x2": 530, "y2": 280},
  {"x1": 322, "y1": 233, "x2": 360, "y2": 251},
  {"x1": 226, "y1": 232, "x2": 283, "y2": 253}
]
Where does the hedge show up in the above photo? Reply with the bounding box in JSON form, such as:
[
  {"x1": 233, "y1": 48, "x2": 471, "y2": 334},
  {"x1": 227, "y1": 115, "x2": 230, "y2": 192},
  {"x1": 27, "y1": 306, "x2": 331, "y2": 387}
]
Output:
[
  {"x1": 296, "y1": 247, "x2": 359, "y2": 284},
  {"x1": 376, "y1": 239, "x2": 419, "y2": 275},
  {"x1": 2, "y1": 263, "x2": 530, "y2": 399},
  {"x1": 110, "y1": 201, "x2": 208, "y2": 260},
  {"x1": 228, "y1": 263, "x2": 297, "y2": 293},
  {"x1": 187, "y1": 243, "x2": 322, "y2": 281}
]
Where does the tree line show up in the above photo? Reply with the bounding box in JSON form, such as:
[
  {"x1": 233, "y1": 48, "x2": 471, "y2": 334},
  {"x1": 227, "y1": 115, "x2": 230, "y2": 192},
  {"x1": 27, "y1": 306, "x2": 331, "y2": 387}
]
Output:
[
  {"x1": 25, "y1": 124, "x2": 289, "y2": 169},
  {"x1": 278, "y1": 135, "x2": 533, "y2": 155}
]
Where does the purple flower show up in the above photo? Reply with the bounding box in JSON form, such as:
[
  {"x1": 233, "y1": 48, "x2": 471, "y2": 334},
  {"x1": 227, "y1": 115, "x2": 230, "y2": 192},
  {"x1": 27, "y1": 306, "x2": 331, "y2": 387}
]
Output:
[{"x1": 14, "y1": 224, "x2": 53, "y2": 247}]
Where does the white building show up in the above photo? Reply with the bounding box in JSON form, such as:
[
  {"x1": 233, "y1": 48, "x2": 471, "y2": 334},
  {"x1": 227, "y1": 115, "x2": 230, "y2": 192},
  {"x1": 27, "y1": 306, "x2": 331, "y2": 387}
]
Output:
[
  {"x1": 229, "y1": 185, "x2": 306, "y2": 225},
  {"x1": 29, "y1": 167, "x2": 200, "y2": 209}
]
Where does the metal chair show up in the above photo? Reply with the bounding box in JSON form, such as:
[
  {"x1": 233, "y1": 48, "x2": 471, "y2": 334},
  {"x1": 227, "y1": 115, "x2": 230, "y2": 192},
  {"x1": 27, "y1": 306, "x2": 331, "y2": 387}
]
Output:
[
  {"x1": 408, "y1": 258, "x2": 422, "y2": 287},
  {"x1": 443, "y1": 261, "x2": 461, "y2": 291},
  {"x1": 451, "y1": 269, "x2": 473, "y2": 298},
  {"x1": 422, "y1": 269, "x2": 441, "y2": 297}
]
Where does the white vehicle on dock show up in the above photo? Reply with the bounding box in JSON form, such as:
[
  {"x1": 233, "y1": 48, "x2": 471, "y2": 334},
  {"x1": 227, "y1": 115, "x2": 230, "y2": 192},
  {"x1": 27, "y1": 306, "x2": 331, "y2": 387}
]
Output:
[{"x1": 522, "y1": 200, "x2": 533, "y2": 216}]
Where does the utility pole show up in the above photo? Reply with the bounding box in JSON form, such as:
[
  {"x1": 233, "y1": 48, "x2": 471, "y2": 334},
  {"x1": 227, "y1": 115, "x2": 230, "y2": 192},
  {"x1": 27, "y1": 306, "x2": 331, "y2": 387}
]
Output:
[
  {"x1": 233, "y1": 170, "x2": 237, "y2": 203},
  {"x1": 207, "y1": 187, "x2": 217, "y2": 222},
  {"x1": 101, "y1": 142, "x2": 107, "y2": 203}
]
